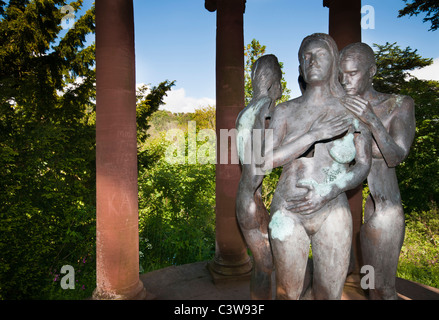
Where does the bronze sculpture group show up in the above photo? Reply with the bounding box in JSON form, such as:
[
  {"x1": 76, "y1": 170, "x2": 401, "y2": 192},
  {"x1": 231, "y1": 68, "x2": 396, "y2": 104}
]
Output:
[{"x1": 235, "y1": 33, "x2": 416, "y2": 300}]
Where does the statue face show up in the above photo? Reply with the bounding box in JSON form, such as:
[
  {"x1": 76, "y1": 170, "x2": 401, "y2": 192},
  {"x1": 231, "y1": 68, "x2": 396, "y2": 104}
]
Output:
[
  {"x1": 300, "y1": 41, "x2": 333, "y2": 84},
  {"x1": 339, "y1": 57, "x2": 371, "y2": 96}
]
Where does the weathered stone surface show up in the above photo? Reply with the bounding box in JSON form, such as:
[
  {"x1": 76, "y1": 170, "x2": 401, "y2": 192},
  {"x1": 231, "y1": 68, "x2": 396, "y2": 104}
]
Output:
[{"x1": 139, "y1": 262, "x2": 439, "y2": 300}]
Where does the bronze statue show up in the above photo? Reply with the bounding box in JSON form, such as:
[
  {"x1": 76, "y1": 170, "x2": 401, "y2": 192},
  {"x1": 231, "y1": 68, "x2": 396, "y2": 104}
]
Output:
[
  {"x1": 340, "y1": 42, "x2": 416, "y2": 300},
  {"x1": 264, "y1": 33, "x2": 372, "y2": 300},
  {"x1": 235, "y1": 54, "x2": 282, "y2": 300}
]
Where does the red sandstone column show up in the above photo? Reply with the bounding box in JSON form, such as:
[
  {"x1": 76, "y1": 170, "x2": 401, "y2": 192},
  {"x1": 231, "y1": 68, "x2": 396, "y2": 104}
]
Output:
[
  {"x1": 324, "y1": 0, "x2": 363, "y2": 282},
  {"x1": 93, "y1": 0, "x2": 146, "y2": 300},
  {"x1": 205, "y1": 0, "x2": 252, "y2": 280},
  {"x1": 324, "y1": 0, "x2": 362, "y2": 50}
]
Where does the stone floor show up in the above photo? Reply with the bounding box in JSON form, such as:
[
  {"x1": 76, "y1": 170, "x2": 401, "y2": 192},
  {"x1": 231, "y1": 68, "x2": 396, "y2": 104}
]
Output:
[{"x1": 140, "y1": 261, "x2": 439, "y2": 300}]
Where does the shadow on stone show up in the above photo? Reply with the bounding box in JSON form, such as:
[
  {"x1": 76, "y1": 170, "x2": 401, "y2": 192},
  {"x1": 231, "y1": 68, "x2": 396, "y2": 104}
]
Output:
[{"x1": 139, "y1": 261, "x2": 439, "y2": 300}]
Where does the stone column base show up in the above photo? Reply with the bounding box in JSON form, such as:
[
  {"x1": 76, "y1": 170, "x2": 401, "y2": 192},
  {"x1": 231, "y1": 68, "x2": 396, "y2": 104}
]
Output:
[
  {"x1": 92, "y1": 280, "x2": 150, "y2": 300},
  {"x1": 207, "y1": 256, "x2": 252, "y2": 284}
]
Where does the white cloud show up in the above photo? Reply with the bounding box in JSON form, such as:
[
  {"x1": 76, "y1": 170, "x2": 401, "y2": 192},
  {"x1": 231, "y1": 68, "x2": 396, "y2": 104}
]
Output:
[
  {"x1": 56, "y1": 76, "x2": 86, "y2": 97},
  {"x1": 136, "y1": 83, "x2": 149, "y2": 92},
  {"x1": 161, "y1": 88, "x2": 215, "y2": 113},
  {"x1": 410, "y1": 57, "x2": 439, "y2": 81}
]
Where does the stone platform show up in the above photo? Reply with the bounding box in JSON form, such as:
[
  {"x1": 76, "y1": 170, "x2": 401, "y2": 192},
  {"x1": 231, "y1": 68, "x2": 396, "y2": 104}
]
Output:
[{"x1": 140, "y1": 261, "x2": 439, "y2": 300}]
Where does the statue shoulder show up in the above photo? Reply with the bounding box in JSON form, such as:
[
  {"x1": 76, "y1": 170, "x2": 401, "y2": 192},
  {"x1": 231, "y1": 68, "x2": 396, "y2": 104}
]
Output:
[
  {"x1": 373, "y1": 92, "x2": 414, "y2": 117},
  {"x1": 236, "y1": 96, "x2": 272, "y2": 130},
  {"x1": 269, "y1": 98, "x2": 301, "y2": 119},
  {"x1": 388, "y1": 93, "x2": 415, "y2": 115},
  {"x1": 391, "y1": 93, "x2": 414, "y2": 105}
]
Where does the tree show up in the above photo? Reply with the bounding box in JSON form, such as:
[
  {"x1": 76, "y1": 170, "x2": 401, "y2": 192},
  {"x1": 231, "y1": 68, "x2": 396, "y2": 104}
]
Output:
[
  {"x1": 397, "y1": 78, "x2": 439, "y2": 211},
  {"x1": 136, "y1": 81, "x2": 175, "y2": 172},
  {"x1": 373, "y1": 42, "x2": 432, "y2": 93},
  {"x1": 192, "y1": 105, "x2": 216, "y2": 130},
  {"x1": 138, "y1": 138, "x2": 216, "y2": 272},
  {"x1": 244, "y1": 39, "x2": 291, "y2": 105},
  {"x1": 136, "y1": 81, "x2": 176, "y2": 144},
  {"x1": 398, "y1": 0, "x2": 439, "y2": 31},
  {"x1": 0, "y1": 0, "x2": 174, "y2": 299},
  {"x1": 0, "y1": 0, "x2": 96, "y2": 299}
]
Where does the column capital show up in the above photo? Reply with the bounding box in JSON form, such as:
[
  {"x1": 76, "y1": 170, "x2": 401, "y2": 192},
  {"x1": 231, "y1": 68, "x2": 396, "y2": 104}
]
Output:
[
  {"x1": 323, "y1": 0, "x2": 332, "y2": 8},
  {"x1": 205, "y1": 0, "x2": 246, "y2": 13},
  {"x1": 205, "y1": 0, "x2": 217, "y2": 12}
]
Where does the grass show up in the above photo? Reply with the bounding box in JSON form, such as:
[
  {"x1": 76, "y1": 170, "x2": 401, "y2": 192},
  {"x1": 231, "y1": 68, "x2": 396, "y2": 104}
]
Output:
[{"x1": 397, "y1": 208, "x2": 439, "y2": 289}]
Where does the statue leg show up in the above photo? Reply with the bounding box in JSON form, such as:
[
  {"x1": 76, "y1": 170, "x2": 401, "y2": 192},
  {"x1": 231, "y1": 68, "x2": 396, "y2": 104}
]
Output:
[
  {"x1": 237, "y1": 191, "x2": 273, "y2": 300},
  {"x1": 269, "y1": 210, "x2": 310, "y2": 300},
  {"x1": 363, "y1": 194, "x2": 375, "y2": 224},
  {"x1": 312, "y1": 205, "x2": 352, "y2": 300},
  {"x1": 242, "y1": 228, "x2": 273, "y2": 300},
  {"x1": 361, "y1": 199, "x2": 405, "y2": 300}
]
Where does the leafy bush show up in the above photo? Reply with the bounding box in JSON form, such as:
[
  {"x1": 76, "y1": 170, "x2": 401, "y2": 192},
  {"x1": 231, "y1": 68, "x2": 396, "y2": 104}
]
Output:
[
  {"x1": 398, "y1": 208, "x2": 439, "y2": 288},
  {"x1": 138, "y1": 136, "x2": 216, "y2": 272},
  {"x1": 0, "y1": 122, "x2": 97, "y2": 299}
]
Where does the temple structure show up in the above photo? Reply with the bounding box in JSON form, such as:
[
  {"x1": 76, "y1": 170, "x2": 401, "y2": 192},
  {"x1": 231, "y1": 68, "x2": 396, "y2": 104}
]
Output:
[{"x1": 93, "y1": 0, "x2": 363, "y2": 299}]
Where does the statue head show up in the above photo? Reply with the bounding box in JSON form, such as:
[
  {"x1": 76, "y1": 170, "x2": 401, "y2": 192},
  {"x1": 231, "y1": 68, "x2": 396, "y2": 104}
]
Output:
[
  {"x1": 298, "y1": 33, "x2": 345, "y2": 98},
  {"x1": 251, "y1": 54, "x2": 283, "y2": 101},
  {"x1": 339, "y1": 42, "x2": 377, "y2": 96}
]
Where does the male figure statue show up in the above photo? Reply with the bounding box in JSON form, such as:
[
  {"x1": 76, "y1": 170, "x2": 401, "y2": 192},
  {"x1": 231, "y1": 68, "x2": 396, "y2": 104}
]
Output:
[{"x1": 340, "y1": 43, "x2": 416, "y2": 300}]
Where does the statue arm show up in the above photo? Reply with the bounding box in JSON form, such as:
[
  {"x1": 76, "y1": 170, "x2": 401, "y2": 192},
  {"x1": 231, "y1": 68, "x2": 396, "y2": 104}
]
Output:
[
  {"x1": 261, "y1": 105, "x2": 287, "y2": 172},
  {"x1": 236, "y1": 97, "x2": 272, "y2": 164},
  {"x1": 261, "y1": 104, "x2": 320, "y2": 172},
  {"x1": 330, "y1": 127, "x2": 372, "y2": 196},
  {"x1": 374, "y1": 97, "x2": 416, "y2": 167},
  {"x1": 343, "y1": 95, "x2": 416, "y2": 167},
  {"x1": 287, "y1": 126, "x2": 372, "y2": 215},
  {"x1": 263, "y1": 111, "x2": 351, "y2": 171}
]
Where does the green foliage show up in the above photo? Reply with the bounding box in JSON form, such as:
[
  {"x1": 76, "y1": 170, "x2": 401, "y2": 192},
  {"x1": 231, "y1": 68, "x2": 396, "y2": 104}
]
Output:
[
  {"x1": 138, "y1": 134, "x2": 216, "y2": 272},
  {"x1": 192, "y1": 105, "x2": 216, "y2": 130},
  {"x1": 261, "y1": 167, "x2": 282, "y2": 212},
  {"x1": 244, "y1": 39, "x2": 291, "y2": 105},
  {"x1": 398, "y1": 0, "x2": 439, "y2": 31},
  {"x1": 398, "y1": 208, "x2": 439, "y2": 288},
  {"x1": 0, "y1": 1, "x2": 174, "y2": 299},
  {"x1": 148, "y1": 110, "x2": 183, "y2": 133},
  {"x1": 398, "y1": 117, "x2": 439, "y2": 210},
  {"x1": 40, "y1": 254, "x2": 96, "y2": 300},
  {"x1": 373, "y1": 42, "x2": 432, "y2": 94},
  {"x1": 137, "y1": 106, "x2": 219, "y2": 272},
  {"x1": 0, "y1": 0, "x2": 96, "y2": 299},
  {"x1": 147, "y1": 105, "x2": 216, "y2": 135},
  {"x1": 136, "y1": 81, "x2": 176, "y2": 144}
]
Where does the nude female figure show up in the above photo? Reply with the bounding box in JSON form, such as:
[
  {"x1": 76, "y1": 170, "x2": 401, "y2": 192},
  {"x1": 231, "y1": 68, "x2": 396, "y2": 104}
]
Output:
[
  {"x1": 235, "y1": 54, "x2": 351, "y2": 299},
  {"x1": 264, "y1": 33, "x2": 372, "y2": 300},
  {"x1": 339, "y1": 43, "x2": 416, "y2": 300}
]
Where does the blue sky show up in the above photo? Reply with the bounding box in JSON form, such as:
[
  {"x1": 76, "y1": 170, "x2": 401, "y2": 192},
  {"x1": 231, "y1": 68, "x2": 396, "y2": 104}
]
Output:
[{"x1": 77, "y1": 0, "x2": 439, "y2": 113}]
